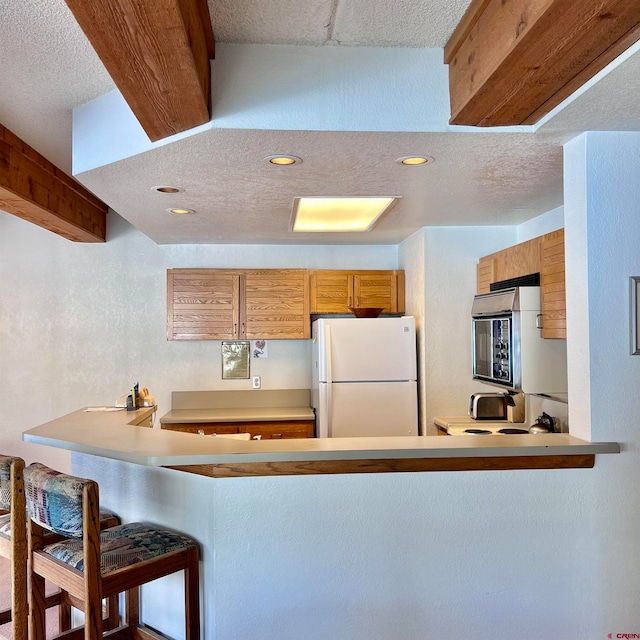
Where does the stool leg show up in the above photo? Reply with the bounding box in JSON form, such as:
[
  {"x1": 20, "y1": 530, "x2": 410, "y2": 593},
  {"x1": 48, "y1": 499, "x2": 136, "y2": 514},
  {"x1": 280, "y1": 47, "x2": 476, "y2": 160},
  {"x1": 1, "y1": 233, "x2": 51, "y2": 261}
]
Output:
[
  {"x1": 58, "y1": 597, "x2": 72, "y2": 631},
  {"x1": 105, "y1": 594, "x2": 120, "y2": 629},
  {"x1": 184, "y1": 547, "x2": 200, "y2": 640},
  {"x1": 28, "y1": 521, "x2": 47, "y2": 640},
  {"x1": 125, "y1": 587, "x2": 139, "y2": 628}
]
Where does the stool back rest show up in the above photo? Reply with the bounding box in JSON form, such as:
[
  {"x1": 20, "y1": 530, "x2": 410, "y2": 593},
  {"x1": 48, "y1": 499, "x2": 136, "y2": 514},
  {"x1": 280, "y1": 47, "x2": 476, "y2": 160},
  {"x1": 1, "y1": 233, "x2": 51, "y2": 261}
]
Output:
[{"x1": 24, "y1": 463, "x2": 93, "y2": 539}]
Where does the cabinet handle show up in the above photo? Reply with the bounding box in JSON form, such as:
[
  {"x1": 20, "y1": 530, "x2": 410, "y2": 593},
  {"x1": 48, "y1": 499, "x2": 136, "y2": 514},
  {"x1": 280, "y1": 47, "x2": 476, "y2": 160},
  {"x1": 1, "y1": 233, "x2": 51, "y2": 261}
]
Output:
[
  {"x1": 536, "y1": 314, "x2": 543, "y2": 329},
  {"x1": 272, "y1": 433, "x2": 283, "y2": 439}
]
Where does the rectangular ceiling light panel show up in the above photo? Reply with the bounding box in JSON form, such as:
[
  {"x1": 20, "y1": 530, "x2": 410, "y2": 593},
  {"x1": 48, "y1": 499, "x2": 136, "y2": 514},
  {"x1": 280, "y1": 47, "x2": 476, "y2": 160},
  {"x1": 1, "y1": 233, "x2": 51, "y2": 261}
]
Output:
[{"x1": 291, "y1": 197, "x2": 398, "y2": 232}]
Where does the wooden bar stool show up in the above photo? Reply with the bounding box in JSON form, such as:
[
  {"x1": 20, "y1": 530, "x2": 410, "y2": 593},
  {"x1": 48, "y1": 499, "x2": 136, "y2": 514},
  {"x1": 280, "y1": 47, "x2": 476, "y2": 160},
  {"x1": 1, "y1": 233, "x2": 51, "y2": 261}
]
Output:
[
  {"x1": 25, "y1": 462, "x2": 200, "y2": 640},
  {"x1": 0, "y1": 455, "x2": 121, "y2": 635}
]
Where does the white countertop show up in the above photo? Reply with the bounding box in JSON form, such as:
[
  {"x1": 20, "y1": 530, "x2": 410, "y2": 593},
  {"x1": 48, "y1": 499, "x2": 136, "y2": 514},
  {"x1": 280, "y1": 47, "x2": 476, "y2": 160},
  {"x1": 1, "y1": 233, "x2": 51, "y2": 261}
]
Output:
[{"x1": 22, "y1": 407, "x2": 620, "y2": 469}]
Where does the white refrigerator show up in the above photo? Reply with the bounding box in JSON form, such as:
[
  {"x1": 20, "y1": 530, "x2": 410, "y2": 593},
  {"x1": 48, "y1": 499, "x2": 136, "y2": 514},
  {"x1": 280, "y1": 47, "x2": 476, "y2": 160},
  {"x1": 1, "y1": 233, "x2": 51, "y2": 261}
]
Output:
[{"x1": 311, "y1": 316, "x2": 418, "y2": 438}]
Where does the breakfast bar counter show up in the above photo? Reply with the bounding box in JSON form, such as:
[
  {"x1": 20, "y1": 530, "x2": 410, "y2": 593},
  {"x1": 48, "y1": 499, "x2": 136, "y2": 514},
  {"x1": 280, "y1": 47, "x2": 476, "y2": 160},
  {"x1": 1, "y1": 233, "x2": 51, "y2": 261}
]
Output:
[{"x1": 23, "y1": 407, "x2": 620, "y2": 477}]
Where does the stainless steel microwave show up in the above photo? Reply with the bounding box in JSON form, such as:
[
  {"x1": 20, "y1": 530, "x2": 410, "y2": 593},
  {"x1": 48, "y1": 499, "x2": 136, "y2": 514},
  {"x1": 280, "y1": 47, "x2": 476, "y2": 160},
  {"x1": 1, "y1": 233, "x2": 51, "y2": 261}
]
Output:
[{"x1": 471, "y1": 287, "x2": 567, "y2": 394}]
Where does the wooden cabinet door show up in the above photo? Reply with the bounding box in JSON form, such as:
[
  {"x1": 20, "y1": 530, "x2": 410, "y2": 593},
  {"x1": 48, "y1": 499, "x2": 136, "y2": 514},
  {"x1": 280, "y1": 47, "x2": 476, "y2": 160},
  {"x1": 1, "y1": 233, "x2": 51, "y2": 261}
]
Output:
[
  {"x1": 540, "y1": 229, "x2": 566, "y2": 339},
  {"x1": 310, "y1": 270, "x2": 405, "y2": 314},
  {"x1": 353, "y1": 272, "x2": 401, "y2": 313},
  {"x1": 245, "y1": 420, "x2": 315, "y2": 440},
  {"x1": 167, "y1": 270, "x2": 240, "y2": 340},
  {"x1": 310, "y1": 271, "x2": 352, "y2": 314},
  {"x1": 240, "y1": 270, "x2": 310, "y2": 339}
]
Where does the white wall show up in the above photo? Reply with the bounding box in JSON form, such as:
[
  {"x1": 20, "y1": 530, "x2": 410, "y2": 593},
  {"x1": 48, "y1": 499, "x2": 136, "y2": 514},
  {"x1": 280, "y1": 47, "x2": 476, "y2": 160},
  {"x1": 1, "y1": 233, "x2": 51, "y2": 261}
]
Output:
[
  {"x1": 399, "y1": 226, "x2": 517, "y2": 424},
  {"x1": 0, "y1": 211, "x2": 396, "y2": 468},
  {"x1": 516, "y1": 205, "x2": 564, "y2": 242}
]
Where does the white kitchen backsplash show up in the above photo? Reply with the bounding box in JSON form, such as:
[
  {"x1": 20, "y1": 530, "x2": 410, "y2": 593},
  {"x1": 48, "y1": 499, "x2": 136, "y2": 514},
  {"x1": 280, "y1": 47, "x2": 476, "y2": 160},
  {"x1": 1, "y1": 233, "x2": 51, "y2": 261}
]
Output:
[{"x1": 526, "y1": 394, "x2": 569, "y2": 432}]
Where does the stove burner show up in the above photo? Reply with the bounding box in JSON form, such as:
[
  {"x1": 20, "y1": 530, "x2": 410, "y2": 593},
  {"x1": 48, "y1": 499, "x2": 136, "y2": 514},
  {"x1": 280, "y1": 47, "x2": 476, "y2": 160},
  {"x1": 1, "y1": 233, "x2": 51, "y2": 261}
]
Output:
[
  {"x1": 464, "y1": 429, "x2": 492, "y2": 435},
  {"x1": 497, "y1": 428, "x2": 529, "y2": 435}
]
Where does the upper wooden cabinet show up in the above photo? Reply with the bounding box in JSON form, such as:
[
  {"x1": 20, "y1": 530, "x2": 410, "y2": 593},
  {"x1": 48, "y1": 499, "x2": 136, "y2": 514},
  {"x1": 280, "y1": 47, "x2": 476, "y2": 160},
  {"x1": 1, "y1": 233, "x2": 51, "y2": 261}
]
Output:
[
  {"x1": 167, "y1": 269, "x2": 310, "y2": 340},
  {"x1": 241, "y1": 270, "x2": 310, "y2": 340},
  {"x1": 540, "y1": 230, "x2": 566, "y2": 340},
  {"x1": 476, "y1": 237, "x2": 542, "y2": 293},
  {"x1": 476, "y1": 230, "x2": 566, "y2": 339},
  {"x1": 309, "y1": 270, "x2": 405, "y2": 315}
]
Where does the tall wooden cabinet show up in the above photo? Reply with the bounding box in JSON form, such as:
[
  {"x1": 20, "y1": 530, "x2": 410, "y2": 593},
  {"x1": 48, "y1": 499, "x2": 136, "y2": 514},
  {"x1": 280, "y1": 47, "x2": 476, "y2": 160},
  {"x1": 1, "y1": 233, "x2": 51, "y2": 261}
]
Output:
[
  {"x1": 539, "y1": 229, "x2": 566, "y2": 339},
  {"x1": 167, "y1": 269, "x2": 310, "y2": 340},
  {"x1": 476, "y1": 229, "x2": 566, "y2": 339},
  {"x1": 309, "y1": 270, "x2": 405, "y2": 315}
]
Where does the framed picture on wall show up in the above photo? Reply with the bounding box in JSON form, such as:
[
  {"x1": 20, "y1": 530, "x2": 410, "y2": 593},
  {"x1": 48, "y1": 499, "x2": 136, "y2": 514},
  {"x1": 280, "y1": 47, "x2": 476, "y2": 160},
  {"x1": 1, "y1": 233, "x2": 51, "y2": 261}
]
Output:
[
  {"x1": 631, "y1": 277, "x2": 640, "y2": 355},
  {"x1": 222, "y1": 341, "x2": 251, "y2": 378}
]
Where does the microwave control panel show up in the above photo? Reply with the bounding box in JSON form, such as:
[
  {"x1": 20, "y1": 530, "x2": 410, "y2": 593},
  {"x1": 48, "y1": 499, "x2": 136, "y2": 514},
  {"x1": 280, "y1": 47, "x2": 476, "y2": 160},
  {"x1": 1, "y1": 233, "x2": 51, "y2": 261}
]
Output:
[{"x1": 492, "y1": 318, "x2": 512, "y2": 384}]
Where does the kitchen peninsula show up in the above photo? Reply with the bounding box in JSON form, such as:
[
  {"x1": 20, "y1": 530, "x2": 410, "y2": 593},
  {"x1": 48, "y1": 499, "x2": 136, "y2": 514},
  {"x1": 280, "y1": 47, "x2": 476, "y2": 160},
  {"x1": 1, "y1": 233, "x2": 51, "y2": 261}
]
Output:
[{"x1": 23, "y1": 406, "x2": 619, "y2": 477}]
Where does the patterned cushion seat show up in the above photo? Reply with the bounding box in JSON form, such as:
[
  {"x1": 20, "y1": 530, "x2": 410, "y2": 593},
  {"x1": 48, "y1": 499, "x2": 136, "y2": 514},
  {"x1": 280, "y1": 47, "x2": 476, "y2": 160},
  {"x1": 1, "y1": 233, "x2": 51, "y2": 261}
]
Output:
[
  {"x1": 0, "y1": 508, "x2": 117, "y2": 538},
  {"x1": 0, "y1": 512, "x2": 10, "y2": 536},
  {"x1": 44, "y1": 521, "x2": 198, "y2": 573}
]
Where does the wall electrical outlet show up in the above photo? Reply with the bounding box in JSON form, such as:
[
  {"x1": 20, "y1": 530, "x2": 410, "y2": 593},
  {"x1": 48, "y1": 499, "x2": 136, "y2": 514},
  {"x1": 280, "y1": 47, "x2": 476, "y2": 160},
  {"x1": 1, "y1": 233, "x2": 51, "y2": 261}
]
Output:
[{"x1": 252, "y1": 375, "x2": 261, "y2": 389}]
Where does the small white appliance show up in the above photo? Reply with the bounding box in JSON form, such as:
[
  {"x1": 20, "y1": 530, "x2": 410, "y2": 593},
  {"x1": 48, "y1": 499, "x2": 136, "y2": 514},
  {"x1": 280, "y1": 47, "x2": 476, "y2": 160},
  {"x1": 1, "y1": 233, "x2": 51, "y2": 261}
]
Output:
[
  {"x1": 312, "y1": 317, "x2": 418, "y2": 438},
  {"x1": 471, "y1": 286, "x2": 567, "y2": 393}
]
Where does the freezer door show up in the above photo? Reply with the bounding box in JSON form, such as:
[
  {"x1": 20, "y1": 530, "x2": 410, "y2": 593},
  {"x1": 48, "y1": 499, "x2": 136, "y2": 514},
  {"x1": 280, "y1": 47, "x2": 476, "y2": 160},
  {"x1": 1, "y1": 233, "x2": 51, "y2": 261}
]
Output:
[
  {"x1": 317, "y1": 381, "x2": 418, "y2": 437},
  {"x1": 314, "y1": 317, "x2": 416, "y2": 383}
]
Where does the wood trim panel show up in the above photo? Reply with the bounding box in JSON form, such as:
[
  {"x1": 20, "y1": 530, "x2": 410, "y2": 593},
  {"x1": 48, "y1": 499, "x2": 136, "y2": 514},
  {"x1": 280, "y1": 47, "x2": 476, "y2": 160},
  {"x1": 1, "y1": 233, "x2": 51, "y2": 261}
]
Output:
[
  {"x1": 0, "y1": 124, "x2": 107, "y2": 242},
  {"x1": 64, "y1": 0, "x2": 215, "y2": 142},
  {"x1": 445, "y1": 0, "x2": 640, "y2": 126},
  {"x1": 168, "y1": 454, "x2": 595, "y2": 477}
]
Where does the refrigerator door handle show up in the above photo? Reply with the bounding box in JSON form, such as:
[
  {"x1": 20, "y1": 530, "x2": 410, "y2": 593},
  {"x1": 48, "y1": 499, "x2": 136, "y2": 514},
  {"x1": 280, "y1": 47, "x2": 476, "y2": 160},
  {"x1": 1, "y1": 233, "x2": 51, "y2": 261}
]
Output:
[{"x1": 325, "y1": 324, "x2": 332, "y2": 434}]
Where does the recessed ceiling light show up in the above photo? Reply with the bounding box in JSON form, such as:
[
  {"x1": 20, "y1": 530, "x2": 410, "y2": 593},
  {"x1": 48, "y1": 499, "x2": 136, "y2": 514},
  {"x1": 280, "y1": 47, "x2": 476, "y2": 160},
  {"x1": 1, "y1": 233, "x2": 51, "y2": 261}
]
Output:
[
  {"x1": 167, "y1": 208, "x2": 195, "y2": 215},
  {"x1": 291, "y1": 197, "x2": 400, "y2": 233},
  {"x1": 264, "y1": 154, "x2": 302, "y2": 166},
  {"x1": 152, "y1": 185, "x2": 184, "y2": 193},
  {"x1": 396, "y1": 156, "x2": 434, "y2": 166}
]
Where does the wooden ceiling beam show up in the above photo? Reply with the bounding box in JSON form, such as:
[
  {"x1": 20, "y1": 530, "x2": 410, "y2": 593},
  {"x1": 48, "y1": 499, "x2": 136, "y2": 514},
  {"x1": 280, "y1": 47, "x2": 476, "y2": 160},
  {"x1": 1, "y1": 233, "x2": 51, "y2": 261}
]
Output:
[
  {"x1": 445, "y1": 0, "x2": 640, "y2": 126},
  {"x1": 0, "y1": 124, "x2": 107, "y2": 243},
  {"x1": 64, "y1": 0, "x2": 215, "y2": 142}
]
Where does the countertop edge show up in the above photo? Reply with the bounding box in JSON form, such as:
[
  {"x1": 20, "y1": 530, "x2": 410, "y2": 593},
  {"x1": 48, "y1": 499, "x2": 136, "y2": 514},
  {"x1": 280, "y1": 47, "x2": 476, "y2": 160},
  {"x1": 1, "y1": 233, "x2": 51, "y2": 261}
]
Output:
[{"x1": 22, "y1": 407, "x2": 620, "y2": 473}]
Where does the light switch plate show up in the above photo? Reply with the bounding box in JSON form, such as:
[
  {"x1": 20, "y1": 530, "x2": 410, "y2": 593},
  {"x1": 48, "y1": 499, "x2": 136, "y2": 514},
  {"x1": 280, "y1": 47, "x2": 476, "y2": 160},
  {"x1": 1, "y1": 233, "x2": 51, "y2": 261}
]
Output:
[{"x1": 252, "y1": 375, "x2": 261, "y2": 389}]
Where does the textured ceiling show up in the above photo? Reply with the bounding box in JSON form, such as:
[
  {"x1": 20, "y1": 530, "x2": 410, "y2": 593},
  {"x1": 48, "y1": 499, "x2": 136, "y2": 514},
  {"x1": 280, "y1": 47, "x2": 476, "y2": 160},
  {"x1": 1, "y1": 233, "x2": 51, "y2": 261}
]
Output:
[
  {"x1": 1, "y1": 0, "x2": 640, "y2": 244},
  {"x1": 209, "y1": 0, "x2": 472, "y2": 47},
  {"x1": 77, "y1": 128, "x2": 563, "y2": 245}
]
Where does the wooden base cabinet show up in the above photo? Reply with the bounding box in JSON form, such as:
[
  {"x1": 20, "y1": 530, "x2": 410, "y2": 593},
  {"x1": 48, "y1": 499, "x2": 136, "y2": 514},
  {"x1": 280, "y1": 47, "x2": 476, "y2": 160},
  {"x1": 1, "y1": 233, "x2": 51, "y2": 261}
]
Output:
[
  {"x1": 162, "y1": 421, "x2": 315, "y2": 440},
  {"x1": 167, "y1": 269, "x2": 310, "y2": 340},
  {"x1": 310, "y1": 270, "x2": 405, "y2": 314}
]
